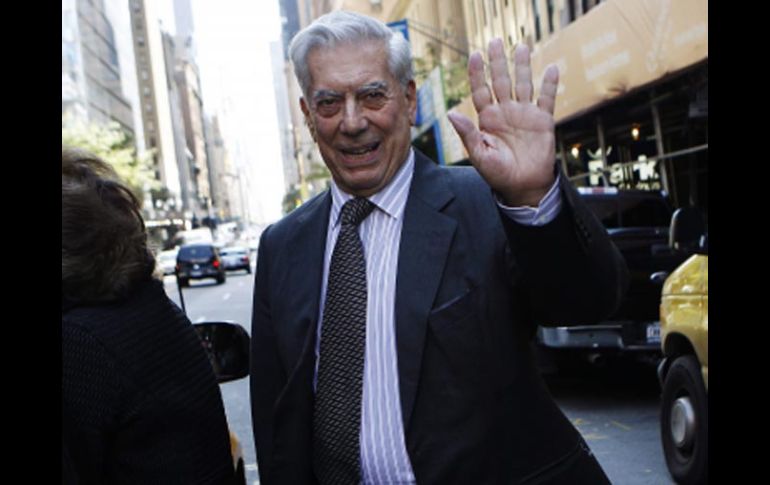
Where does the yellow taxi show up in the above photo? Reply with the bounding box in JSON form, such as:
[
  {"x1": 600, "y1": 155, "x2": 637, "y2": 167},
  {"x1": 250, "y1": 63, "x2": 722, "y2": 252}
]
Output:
[{"x1": 657, "y1": 207, "x2": 707, "y2": 485}]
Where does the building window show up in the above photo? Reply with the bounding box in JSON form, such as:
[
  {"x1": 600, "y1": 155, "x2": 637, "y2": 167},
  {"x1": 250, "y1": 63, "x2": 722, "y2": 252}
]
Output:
[
  {"x1": 531, "y1": 0, "x2": 541, "y2": 41},
  {"x1": 493, "y1": 0, "x2": 498, "y2": 17},
  {"x1": 568, "y1": 0, "x2": 576, "y2": 22},
  {"x1": 547, "y1": 0, "x2": 554, "y2": 33},
  {"x1": 470, "y1": 1, "x2": 479, "y2": 34},
  {"x1": 482, "y1": 0, "x2": 488, "y2": 26}
]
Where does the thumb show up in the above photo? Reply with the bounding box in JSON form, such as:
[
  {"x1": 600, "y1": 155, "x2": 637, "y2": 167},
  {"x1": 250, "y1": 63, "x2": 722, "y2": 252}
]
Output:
[{"x1": 447, "y1": 111, "x2": 483, "y2": 157}]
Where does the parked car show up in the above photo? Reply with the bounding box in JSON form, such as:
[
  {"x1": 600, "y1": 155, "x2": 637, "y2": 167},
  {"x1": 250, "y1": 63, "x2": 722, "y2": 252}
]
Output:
[
  {"x1": 656, "y1": 208, "x2": 708, "y2": 485},
  {"x1": 156, "y1": 248, "x2": 179, "y2": 276},
  {"x1": 176, "y1": 243, "x2": 226, "y2": 286},
  {"x1": 193, "y1": 321, "x2": 250, "y2": 485},
  {"x1": 219, "y1": 246, "x2": 252, "y2": 274}
]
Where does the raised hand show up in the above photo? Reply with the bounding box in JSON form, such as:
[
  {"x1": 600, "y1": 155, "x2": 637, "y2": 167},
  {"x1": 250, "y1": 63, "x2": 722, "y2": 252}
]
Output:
[{"x1": 447, "y1": 39, "x2": 559, "y2": 207}]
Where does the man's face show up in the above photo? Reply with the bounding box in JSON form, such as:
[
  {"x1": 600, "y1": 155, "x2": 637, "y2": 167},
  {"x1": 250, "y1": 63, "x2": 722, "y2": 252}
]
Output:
[{"x1": 300, "y1": 40, "x2": 416, "y2": 197}]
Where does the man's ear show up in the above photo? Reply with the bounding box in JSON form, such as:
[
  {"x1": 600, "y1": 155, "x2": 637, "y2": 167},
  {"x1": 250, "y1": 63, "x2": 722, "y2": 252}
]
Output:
[
  {"x1": 300, "y1": 97, "x2": 317, "y2": 142},
  {"x1": 405, "y1": 80, "x2": 417, "y2": 126}
]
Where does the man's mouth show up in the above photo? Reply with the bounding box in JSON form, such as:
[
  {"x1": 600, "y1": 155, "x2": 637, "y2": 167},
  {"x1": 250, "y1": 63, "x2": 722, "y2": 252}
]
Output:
[{"x1": 341, "y1": 142, "x2": 380, "y2": 159}]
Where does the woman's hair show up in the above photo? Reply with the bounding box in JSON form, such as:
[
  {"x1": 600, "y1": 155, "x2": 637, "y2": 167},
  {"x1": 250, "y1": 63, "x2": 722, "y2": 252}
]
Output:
[
  {"x1": 288, "y1": 10, "x2": 413, "y2": 100},
  {"x1": 62, "y1": 146, "x2": 155, "y2": 303}
]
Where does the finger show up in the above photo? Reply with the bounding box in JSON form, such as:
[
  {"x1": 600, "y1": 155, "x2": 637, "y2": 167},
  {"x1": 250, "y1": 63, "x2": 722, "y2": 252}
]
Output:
[
  {"x1": 513, "y1": 43, "x2": 533, "y2": 103},
  {"x1": 536, "y1": 64, "x2": 559, "y2": 115},
  {"x1": 447, "y1": 111, "x2": 484, "y2": 158},
  {"x1": 468, "y1": 51, "x2": 493, "y2": 113},
  {"x1": 488, "y1": 38, "x2": 512, "y2": 103}
]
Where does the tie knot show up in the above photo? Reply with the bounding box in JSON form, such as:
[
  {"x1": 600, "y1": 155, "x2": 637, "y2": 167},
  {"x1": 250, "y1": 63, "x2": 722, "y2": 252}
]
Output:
[{"x1": 340, "y1": 197, "x2": 375, "y2": 226}]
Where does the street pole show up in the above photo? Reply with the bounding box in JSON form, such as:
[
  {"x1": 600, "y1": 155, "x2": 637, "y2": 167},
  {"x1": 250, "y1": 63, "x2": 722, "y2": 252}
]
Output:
[
  {"x1": 596, "y1": 116, "x2": 608, "y2": 187},
  {"x1": 176, "y1": 273, "x2": 186, "y2": 314},
  {"x1": 650, "y1": 92, "x2": 673, "y2": 201}
]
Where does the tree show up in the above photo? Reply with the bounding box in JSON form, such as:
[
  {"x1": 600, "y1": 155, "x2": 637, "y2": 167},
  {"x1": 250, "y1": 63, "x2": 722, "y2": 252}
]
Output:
[
  {"x1": 282, "y1": 185, "x2": 302, "y2": 215},
  {"x1": 442, "y1": 57, "x2": 470, "y2": 109},
  {"x1": 62, "y1": 114, "x2": 159, "y2": 205}
]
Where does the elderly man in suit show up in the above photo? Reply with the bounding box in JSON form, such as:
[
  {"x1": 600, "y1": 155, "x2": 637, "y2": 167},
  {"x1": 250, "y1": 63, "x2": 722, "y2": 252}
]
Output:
[{"x1": 250, "y1": 10, "x2": 627, "y2": 485}]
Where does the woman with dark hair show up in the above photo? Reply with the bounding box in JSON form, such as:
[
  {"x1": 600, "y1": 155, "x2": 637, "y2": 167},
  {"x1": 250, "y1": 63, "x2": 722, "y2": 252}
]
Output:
[{"x1": 62, "y1": 146, "x2": 235, "y2": 484}]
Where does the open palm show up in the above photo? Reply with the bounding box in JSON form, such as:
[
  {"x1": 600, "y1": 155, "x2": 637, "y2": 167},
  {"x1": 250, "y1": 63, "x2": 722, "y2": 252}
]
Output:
[{"x1": 448, "y1": 39, "x2": 559, "y2": 207}]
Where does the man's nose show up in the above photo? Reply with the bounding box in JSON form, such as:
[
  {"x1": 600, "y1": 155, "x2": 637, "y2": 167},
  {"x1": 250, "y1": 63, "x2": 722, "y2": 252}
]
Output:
[{"x1": 340, "y1": 98, "x2": 367, "y2": 135}]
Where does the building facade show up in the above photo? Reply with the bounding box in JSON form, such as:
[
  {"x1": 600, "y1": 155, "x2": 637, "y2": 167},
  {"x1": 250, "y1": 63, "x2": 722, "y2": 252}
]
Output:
[
  {"x1": 175, "y1": 60, "x2": 213, "y2": 216},
  {"x1": 161, "y1": 31, "x2": 198, "y2": 218},
  {"x1": 62, "y1": 0, "x2": 138, "y2": 139},
  {"x1": 129, "y1": 0, "x2": 182, "y2": 211},
  {"x1": 282, "y1": 0, "x2": 707, "y2": 216}
]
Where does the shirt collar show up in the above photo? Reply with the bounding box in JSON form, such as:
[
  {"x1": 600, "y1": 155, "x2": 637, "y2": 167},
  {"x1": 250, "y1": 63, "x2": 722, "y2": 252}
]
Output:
[{"x1": 330, "y1": 148, "x2": 415, "y2": 227}]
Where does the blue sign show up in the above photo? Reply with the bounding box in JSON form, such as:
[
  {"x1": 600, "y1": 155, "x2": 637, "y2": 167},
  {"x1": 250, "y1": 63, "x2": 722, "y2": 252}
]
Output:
[{"x1": 387, "y1": 19, "x2": 409, "y2": 42}]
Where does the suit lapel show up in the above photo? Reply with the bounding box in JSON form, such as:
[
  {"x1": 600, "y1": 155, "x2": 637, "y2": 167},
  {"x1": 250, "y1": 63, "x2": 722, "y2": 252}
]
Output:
[
  {"x1": 265, "y1": 194, "x2": 331, "y2": 483},
  {"x1": 277, "y1": 158, "x2": 457, "y2": 437},
  {"x1": 282, "y1": 192, "x2": 331, "y2": 373},
  {"x1": 396, "y1": 152, "x2": 456, "y2": 431}
]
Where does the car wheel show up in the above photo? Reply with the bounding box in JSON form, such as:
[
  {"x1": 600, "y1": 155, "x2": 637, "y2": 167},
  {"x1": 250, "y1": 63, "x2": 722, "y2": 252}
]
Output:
[
  {"x1": 217, "y1": 274, "x2": 226, "y2": 284},
  {"x1": 179, "y1": 278, "x2": 189, "y2": 287},
  {"x1": 661, "y1": 354, "x2": 708, "y2": 484},
  {"x1": 246, "y1": 266, "x2": 252, "y2": 274}
]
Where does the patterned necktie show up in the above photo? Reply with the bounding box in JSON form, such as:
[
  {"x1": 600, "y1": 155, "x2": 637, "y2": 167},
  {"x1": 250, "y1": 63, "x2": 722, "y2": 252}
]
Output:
[{"x1": 313, "y1": 197, "x2": 375, "y2": 485}]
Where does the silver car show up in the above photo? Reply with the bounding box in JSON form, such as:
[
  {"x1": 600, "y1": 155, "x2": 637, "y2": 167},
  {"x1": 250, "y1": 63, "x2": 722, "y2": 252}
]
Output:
[
  {"x1": 156, "y1": 248, "x2": 179, "y2": 276},
  {"x1": 219, "y1": 246, "x2": 251, "y2": 274}
]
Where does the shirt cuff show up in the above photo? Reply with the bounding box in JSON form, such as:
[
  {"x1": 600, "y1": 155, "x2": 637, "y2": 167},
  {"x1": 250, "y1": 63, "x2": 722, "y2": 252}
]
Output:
[{"x1": 496, "y1": 174, "x2": 562, "y2": 226}]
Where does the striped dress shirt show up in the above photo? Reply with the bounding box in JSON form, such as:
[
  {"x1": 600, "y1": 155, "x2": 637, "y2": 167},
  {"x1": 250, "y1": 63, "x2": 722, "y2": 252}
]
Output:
[{"x1": 316, "y1": 148, "x2": 562, "y2": 484}]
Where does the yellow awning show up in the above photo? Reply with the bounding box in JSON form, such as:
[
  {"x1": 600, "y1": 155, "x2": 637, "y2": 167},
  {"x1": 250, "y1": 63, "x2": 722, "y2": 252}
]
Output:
[{"x1": 529, "y1": 0, "x2": 707, "y2": 123}]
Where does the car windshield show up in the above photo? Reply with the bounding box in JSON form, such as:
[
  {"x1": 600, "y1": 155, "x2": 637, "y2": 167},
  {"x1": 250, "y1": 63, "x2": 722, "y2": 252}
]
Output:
[
  {"x1": 179, "y1": 246, "x2": 214, "y2": 258},
  {"x1": 221, "y1": 248, "x2": 246, "y2": 256}
]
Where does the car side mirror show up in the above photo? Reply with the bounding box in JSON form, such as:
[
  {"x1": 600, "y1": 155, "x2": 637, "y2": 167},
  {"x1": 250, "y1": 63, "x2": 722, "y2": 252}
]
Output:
[
  {"x1": 697, "y1": 233, "x2": 708, "y2": 255},
  {"x1": 650, "y1": 271, "x2": 669, "y2": 285},
  {"x1": 669, "y1": 207, "x2": 705, "y2": 253},
  {"x1": 194, "y1": 322, "x2": 250, "y2": 384}
]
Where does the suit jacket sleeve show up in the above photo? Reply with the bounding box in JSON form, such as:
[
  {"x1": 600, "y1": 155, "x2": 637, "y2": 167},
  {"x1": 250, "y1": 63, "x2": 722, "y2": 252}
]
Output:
[
  {"x1": 500, "y1": 170, "x2": 629, "y2": 327},
  {"x1": 250, "y1": 224, "x2": 284, "y2": 477}
]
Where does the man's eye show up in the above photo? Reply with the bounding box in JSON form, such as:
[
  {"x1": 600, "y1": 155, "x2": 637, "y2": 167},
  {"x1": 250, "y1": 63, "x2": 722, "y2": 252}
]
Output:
[
  {"x1": 362, "y1": 92, "x2": 387, "y2": 107},
  {"x1": 315, "y1": 99, "x2": 341, "y2": 115}
]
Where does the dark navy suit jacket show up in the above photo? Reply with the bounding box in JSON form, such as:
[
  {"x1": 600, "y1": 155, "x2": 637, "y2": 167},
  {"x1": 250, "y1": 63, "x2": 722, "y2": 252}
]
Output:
[{"x1": 250, "y1": 150, "x2": 628, "y2": 484}]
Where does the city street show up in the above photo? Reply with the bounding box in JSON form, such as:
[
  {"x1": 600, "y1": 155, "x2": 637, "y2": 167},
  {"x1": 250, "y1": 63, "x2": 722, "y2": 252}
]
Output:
[
  {"x1": 545, "y1": 361, "x2": 674, "y2": 485},
  {"x1": 163, "y1": 268, "x2": 259, "y2": 484},
  {"x1": 163, "y1": 265, "x2": 674, "y2": 485},
  {"x1": 65, "y1": 1, "x2": 707, "y2": 483}
]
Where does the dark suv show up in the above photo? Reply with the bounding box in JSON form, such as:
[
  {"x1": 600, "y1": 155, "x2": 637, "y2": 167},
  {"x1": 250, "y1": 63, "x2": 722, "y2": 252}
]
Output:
[
  {"x1": 176, "y1": 243, "x2": 227, "y2": 286},
  {"x1": 536, "y1": 187, "x2": 691, "y2": 369}
]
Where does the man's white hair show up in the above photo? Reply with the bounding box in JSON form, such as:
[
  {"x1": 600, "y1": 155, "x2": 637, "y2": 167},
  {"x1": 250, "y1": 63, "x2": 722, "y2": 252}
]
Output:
[{"x1": 288, "y1": 10, "x2": 413, "y2": 99}]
